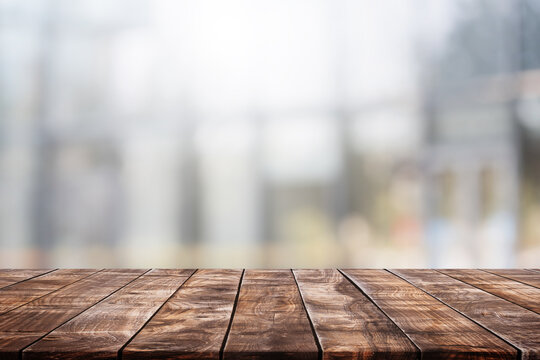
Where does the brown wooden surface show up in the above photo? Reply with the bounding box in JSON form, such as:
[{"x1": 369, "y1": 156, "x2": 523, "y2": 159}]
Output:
[
  {"x1": 0, "y1": 269, "x2": 539, "y2": 360},
  {"x1": 484, "y1": 269, "x2": 540, "y2": 289},
  {"x1": 391, "y1": 269, "x2": 540, "y2": 360},
  {"x1": 441, "y1": 269, "x2": 540, "y2": 315},
  {"x1": 223, "y1": 270, "x2": 319, "y2": 360},
  {"x1": 0, "y1": 270, "x2": 53, "y2": 290},
  {"x1": 23, "y1": 269, "x2": 194, "y2": 360},
  {"x1": 293, "y1": 269, "x2": 417, "y2": 360},
  {"x1": 342, "y1": 269, "x2": 517, "y2": 360},
  {"x1": 0, "y1": 269, "x2": 146, "y2": 360},
  {"x1": 123, "y1": 269, "x2": 242, "y2": 360},
  {"x1": 0, "y1": 269, "x2": 97, "y2": 315}
]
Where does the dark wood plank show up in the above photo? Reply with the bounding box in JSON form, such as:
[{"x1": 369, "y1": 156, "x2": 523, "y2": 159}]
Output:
[
  {"x1": 341, "y1": 269, "x2": 517, "y2": 360},
  {"x1": 0, "y1": 269, "x2": 147, "y2": 360},
  {"x1": 23, "y1": 269, "x2": 194, "y2": 360},
  {"x1": 484, "y1": 269, "x2": 540, "y2": 289},
  {"x1": 293, "y1": 269, "x2": 417, "y2": 360},
  {"x1": 123, "y1": 269, "x2": 243, "y2": 360},
  {"x1": 223, "y1": 269, "x2": 318, "y2": 360},
  {"x1": 0, "y1": 269, "x2": 97, "y2": 315},
  {"x1": 440, "y1": 269, "x2": 540, "y2": 315},
  {"x1": 391, "y1": 269, "x2": 540, "y2": 360},
  {"x1": 0, "y1": 270, "x2": 53, "y2": 289}
]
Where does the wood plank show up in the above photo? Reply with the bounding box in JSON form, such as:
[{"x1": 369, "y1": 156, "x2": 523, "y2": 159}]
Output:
[
  {"x1": 223, "y1": 269, "x2": 319, "y2": 360},
  {"x1": 293, "y1": 269, "x2": 417, "y2": 360},
  {"x1": 23, "y1": 269, "x2": 194, "y2": 360},
  {"x1": 341, "y1": 269, "x2": 517, "y2": 360},
  {"x1": 0, "y1": 269, "x2": 147, "y2": 360},
  {"x1": 0, "y1": 270, "x2": 53, "y2": 290},
  {"x1": 0, "y1": 269, "x2": 97, "y2": 315},
  {"x1": 440, "y1": 269, "x2": 540, "y2": 315},
  {"x1": 391, "y1": 269, "x2": 540, "y2": 360},
  {"x1": 484, "y1": 269, "x2": 540, "y2": 289},
  {"x1": 123, "y1": 269, "x2": 243, "y2": 360}
]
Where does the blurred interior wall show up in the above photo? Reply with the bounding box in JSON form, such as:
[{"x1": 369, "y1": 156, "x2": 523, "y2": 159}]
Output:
[{"x1": 1, "y1": 0, "x2": 540, "y2": 267}]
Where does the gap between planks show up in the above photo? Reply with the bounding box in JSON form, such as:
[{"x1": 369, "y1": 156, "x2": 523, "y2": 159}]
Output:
[
  {"x1": 0, "y1": 269, "x2": 100, "y2": 316},
  {"x1": 337, "y1": 269, "x2": 421, "y2": 357},
  {"x1": 388, "y1": 269, "x2": 521, "y2": 357},
  {"x1": 0, "y1": 269, "x2": 57, "y2": 291},
  {"x1": 117, "y1": 269, "x2": 197, "y2": 359},
  {"x1": 438, "y1": 269, "x2": 540, "y2": 315},
  {"x1": 20, "y1": 269, "x2": 151, "y2": 357},
  {"x1": 218, "y1": 269, "x2": 245, "y2": 360},
  {"x1": 482, "y1": 269, "x2": 540, "y2": 289},
  {"x1": 292, "y1": 269, "x2": 323, "y2": 360}
]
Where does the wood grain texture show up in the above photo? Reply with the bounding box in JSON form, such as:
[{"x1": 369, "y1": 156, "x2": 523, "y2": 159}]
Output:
[
  {"x1": 0, "y1": 269, "x2": 97, "y2": 315},
  {"x1": 440, "y1": 269, "x2": 540, "y2": 315},
  {"x1": 341, "y1": 269, "x2": 517, "y2": 360},
  {"x1": 123, "y1": 269, "x2": 243, "y2": 360},
  {"x1": 0, "y1": 269, "x2": 146, "y2": 360},
  {"x1": 293, "y1": 269, "x2": 417, "y2": 360},
  {"x1": 223, "y1": 270, "x2": 319, "y2": 360},
  {"x1": 392, "y1": 269, "x2": 540, "y2": 360},
  {"x1": 0, "y1": 270, "x2": 53, "y2": 290},
  {"x1": 484, "y1": 269, "x2": 540, "y2": 289},
  {"x1": 23, "y1": 269, "x2": 194, "y2": 360},
  {"x1": 0, "y1": 268, "x2": 537, "y2": 359}
]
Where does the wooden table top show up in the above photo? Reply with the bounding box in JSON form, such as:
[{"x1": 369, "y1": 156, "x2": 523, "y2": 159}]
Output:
[{"x1": 0, "y1": 269, "x2": 538, "y2": 360}]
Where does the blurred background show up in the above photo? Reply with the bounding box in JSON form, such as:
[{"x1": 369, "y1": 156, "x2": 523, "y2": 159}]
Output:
[{"x1": 1, "y1": 0, "x2": 540, "y2": 268}]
